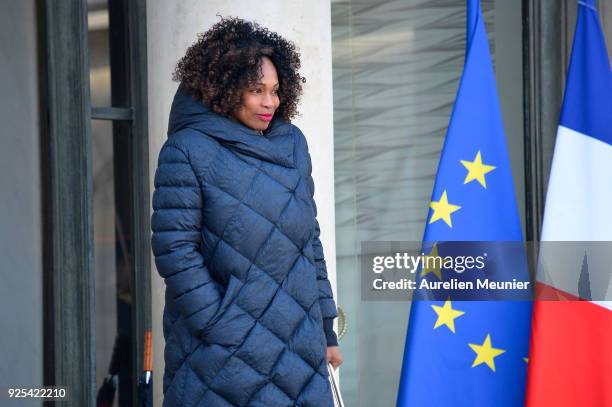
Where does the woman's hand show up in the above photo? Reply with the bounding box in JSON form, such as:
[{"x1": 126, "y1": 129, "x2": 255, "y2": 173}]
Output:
[{"x1": 326, "y1": 346, "x2": 343, "y2": 370}]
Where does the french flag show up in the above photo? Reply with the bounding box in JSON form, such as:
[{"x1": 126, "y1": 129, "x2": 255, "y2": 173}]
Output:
[{"x1": 526, "y1": 1, "x2": 612, "y2": 406}]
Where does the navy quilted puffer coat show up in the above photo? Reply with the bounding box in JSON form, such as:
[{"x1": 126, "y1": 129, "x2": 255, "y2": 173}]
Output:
[{"x1": 151, "y1": 87, "x2": 338, "y2": 407}]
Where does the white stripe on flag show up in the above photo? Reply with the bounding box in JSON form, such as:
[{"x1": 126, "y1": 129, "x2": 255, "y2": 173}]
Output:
[
  {"x1": 592, "y1": 301, "x2": 612, "y2": 311},
  {"x1": 541, "y1": 125, "x2": 612, "y2": 241}
]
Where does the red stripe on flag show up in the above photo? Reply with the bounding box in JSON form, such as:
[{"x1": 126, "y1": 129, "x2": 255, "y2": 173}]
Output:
[{"x1": 526, "y1": 283, "x2": 612, "y2": 407}]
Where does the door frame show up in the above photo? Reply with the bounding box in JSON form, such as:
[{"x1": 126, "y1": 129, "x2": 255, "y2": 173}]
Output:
[{"x1": 40, "y1": 0, "x2": 150, "y2": 405}]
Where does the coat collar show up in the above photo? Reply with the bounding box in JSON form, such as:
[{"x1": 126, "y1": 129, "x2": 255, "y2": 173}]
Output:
[{"x1": 167, "y1": 86, "x2": 295, "y2": 168}]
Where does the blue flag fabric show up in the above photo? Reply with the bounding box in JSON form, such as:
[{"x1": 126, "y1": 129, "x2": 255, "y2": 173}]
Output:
[
  {"x1": 396, "y1": 0, "x2": 532, "y2": 406},
  {"x1": 559, "y1": 0, "x2": 612, "y2": 145}
]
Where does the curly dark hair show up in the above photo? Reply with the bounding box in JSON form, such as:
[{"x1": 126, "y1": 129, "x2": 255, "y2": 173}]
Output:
[{"x1": 172, "y1": 16, "x2": 306, "y2": 122}]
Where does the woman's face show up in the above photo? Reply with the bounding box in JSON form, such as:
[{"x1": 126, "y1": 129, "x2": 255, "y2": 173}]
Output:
[{"x1": 232, "y1": 56, "x2": 280, "y2": 132}]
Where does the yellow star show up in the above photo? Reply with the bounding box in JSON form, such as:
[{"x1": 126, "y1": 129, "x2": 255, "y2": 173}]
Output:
[
  {"x1": 431, "y1": 299, "x2": 464, "y2": 333},
  {"x1": 523, "y1": 357, "x2": 529, "y2": 363},
  {"x1": 429, "y1": 190, "x2": 461, "y2": 227},
  {"x1": 421, "y1": 243, "x2": 443, "y2": 280},
  {"x1": 460, "y1": 151, "x2": 496, "y2": 188},
  {"x1": 468, "y1": 334, "x2": 506, "y2": 372}
]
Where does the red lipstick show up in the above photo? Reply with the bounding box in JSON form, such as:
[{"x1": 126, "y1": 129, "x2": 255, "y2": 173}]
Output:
[{"x1": 257, "y1": 114, "x2": 273, "y2": 122}]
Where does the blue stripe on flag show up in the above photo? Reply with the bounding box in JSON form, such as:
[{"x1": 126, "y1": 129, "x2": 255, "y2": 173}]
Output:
[{"x1": 560, "y1": 0, "x2": 612, "y2": 145}]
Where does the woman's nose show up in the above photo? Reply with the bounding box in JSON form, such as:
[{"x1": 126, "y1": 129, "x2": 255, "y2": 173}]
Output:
[{"x1": 262, "y1": 93, "x2": 276, "y2": 108}]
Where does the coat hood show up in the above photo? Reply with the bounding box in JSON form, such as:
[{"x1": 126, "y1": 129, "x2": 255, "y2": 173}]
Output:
[{"x1": 167, "y1": 86, "x2": 296, "y2": 168}]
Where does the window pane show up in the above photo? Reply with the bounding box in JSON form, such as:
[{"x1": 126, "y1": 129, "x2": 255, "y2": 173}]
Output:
[
  {"x1": 331, "y1": 1, "x2": 509, "y2": 405},
  {"x1": 89, "y1": 1, "x2": 135, "y2": 405},
  {"x1": 93, "y1": 119, "x2": 126, "y2": 407},
  {"x1": 92, "y1": 117, "x2": 137, "y2": 407},
  {"x1": 88, "y1": 0, "x2": 111, "y2": 107},
  {"x1": 602, "y1": 0, "x2": 612, "y2": 58}
]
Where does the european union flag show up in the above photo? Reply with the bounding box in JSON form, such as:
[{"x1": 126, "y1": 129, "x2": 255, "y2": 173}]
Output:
[{"x1": 396, "y1": 0, "x2": 532, "y2": 405}]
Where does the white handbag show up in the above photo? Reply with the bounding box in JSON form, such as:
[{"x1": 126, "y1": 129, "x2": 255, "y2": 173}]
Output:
[{"x1": 327, "y1": 363, "x2": 345, "y2": 407}]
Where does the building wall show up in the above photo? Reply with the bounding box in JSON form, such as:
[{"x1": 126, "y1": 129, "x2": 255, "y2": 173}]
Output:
[
  {"x1": 0, "y1": 1, "x2": 43, "y2": 404},
  {"x1": 146, "y1": 2, "x2": 336, "y2": 404}
]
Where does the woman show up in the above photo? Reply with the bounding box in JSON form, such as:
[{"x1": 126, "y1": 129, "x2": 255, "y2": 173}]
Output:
[{"x1": 151, "y1": 17, "x2": 342, "y2": 407}]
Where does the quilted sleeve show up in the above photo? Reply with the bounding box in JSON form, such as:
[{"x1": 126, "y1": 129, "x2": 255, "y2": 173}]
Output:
[
  {"x1": 311, "y1": 214, "x2": 338, "y2": 321},
  {"x1": 151, "y1": 142, "x2": 222, "y2": 341},
  {"x1": 310, "y1": 188, "x2": 339, "y2": 346},
  {"x1": 300, "y1": 131, "x2": 339, "y2": 323},
  {"x1": 295, "y1": 126, "x2": 339, "y2": 345}
]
